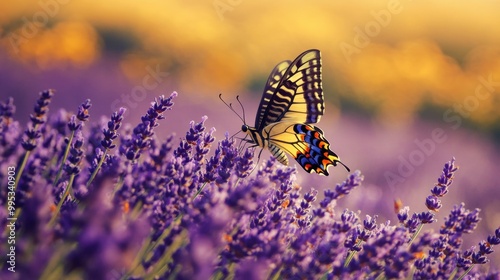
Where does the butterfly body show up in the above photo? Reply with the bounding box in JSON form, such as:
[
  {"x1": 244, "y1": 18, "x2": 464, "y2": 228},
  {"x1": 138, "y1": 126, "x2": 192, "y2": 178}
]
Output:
[{"x1": 242, "y1": 49, "x2": 349, "y2": 176}]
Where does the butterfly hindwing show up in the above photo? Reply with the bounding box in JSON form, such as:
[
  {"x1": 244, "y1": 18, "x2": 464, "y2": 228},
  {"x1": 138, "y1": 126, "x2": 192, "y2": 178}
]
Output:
[
  {"x1": 264, "y1": 122, "x2": 340, "y2": 176},
  {"x1": 255, "y1": 50, "x2": 323, "y2": 130}
]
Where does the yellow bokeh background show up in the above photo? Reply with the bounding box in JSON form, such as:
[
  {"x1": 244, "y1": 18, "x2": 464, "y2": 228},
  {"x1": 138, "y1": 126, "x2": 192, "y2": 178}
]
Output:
[{"x1": 1, "y1": 0, "x2": 500, "y2": 130}]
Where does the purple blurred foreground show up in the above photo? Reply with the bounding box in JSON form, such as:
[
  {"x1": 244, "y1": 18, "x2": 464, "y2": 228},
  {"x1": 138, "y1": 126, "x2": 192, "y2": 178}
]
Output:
[{"x1": 0, "y1": 91, "x2": 498, "y2": 279}]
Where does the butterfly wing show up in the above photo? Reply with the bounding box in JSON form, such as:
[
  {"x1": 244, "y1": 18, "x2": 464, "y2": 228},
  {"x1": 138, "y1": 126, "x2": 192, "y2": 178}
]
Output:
[
  {"x1": 264, "y1": 122, "x2": 345, "y2": 176},
  {"x1": 254, "y1": 60, "x2": 291, "y2": 129},
  {"x1": 255, "y1": 49, "x2": 324, "y2": 130}
]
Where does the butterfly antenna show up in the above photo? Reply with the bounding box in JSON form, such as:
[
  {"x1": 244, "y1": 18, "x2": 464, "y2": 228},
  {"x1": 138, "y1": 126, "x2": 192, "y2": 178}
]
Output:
[
  {"x1": 229, "y1": 130, "x2": 241, "y2": 141},
  {"x1": 219, "y1": 94, "x2": 245, "y2": 124},
  {"x1": 236, "y1": 95, "x2": 247, "y2": 124},
  {"x1": 338, "y1": 160, "x2": 351, "y2": 172}
]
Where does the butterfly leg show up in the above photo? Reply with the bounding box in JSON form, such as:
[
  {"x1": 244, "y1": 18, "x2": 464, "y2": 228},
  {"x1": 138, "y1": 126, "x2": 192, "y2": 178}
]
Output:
[
  {"x1": 246, "y1": 148, "x2": 264, "y2": 176},
  {"x1": 237, "y1": 138, "x2": 256, "y2": 154}
]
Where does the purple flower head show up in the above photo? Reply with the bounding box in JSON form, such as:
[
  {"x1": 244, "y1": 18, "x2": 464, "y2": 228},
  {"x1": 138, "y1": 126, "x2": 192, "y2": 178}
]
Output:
[
  {"x1": 0, "y1": 97, "x2": 16, "y2": 119},
  {"x1": 406, "y1": 213, "x2": 421, "y2": 233},
  {"x1": 431, "y1": 157, "x2": 457, "y2": 196},
  {"x1": 397, "y1": 206, "x2": 409, "y2": 224},
  {"x1": 338, "y1": 209, "x2": 359, "y2": 233},
  {"x1": 22, "y1": 89, "x2": 54, "y2": 151},
  {"x1": 488, "y1": 230, "x2": 500, "y2": 246},
  {"x1": 472, "y1": 252, "x2": 488, "y2": 264},
  {"x1": 179, "y1": 116, "x2": 215, "y2": 163},
  {"x1": 479, "y1": 240, "x2": 494, "y2": 255},
  {"x1": 235, "y1": 147, "x2": 254, "y2": 178},
  {"x1": 185, "y1": 115, "x2": 207, "y2": 144},
  {"x1": 418, "y1": 211, "x2": 436, "y2": 224},
  {"x1": 68, "y1": 115, "x2": 82, "y2": 131},
  {"x1": 123, "y1": 92, "x2": 176, "y2": 161},
  {"x1": 0, "y1": 99, "x2": 21, "y2": 158},
  {"x1": 457, "y1": 208, "x2": 481, "y2": 234},
  {"x1": 363, "y1": 215, "x2": 378, "y2": 231},
  {"x1": 425, "y1": 195, "x2": 442, "y2": 212},
  {"x1": 63, "y1": 131, "x2": 85, "y2": 175},
  {"x1": 76, "y1": 99, "x2": 92, "y2": 122},
  {"x1": 215, "y1": 133, "x2": 238, "y2": 185},
  {"x1": 319, "y1": 170, "x2": 363, "y2": 208},
  {"x1": 101, "y1": 107, "x2": 126, "y2": 150},
  {"x1": 457, "y1": 248, "x2": 474, "y2": 268},
  {"x1": 30, "y1": 89, "x2": 54, "y2": 125}
]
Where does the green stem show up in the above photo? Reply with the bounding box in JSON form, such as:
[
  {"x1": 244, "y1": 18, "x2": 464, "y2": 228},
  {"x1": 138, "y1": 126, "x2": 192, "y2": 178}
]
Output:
[
  {"x1": 344, "y1": 250, "x2": 357, "y2": 267},
  {"x1": 457, "y1": 265, "x2": 474, "y2": 280},
  {"x1": 122, "y1": 236, "x2": 152, "y2": 279},
  {"x1": 448, "y1": 267, "x2": 459, "y2": 280},
  {"x1": 374, "y1": 272, "x2": 386, "y2": 280},
  {"x1": 408, "y1": 223, "x2": 424, "y2": 246},
  {"x1": 112, "y1": 174, "x2": 125, "y2": 198},
  {"x1": 192, "y1": 182, "x2": 207, "y2": 200},
  {"x1": 128, "y1": 214, "x2": 183, "y2": 277},
  {"x1": 130, "y1": 201, "x2": 143, "y2": 220},
  {"x1": 344, "y1": 240, "x2": 363, "y2": 267},
  {"x1": 14, "y1": 151, "x2": 30, "y2": 191},
  {"x1": 49, "y1": 174, "x2": 75, "y2": 226},
  {"x1": 39, "y1": 243, "x2": 77, "y2": 280},
  {"x1": 144, "y1": 230, "x2": 188, "y2": 279},
  {"x1": 268, "y1": 266, "x2": 283, "y2": 280},
  {"x1": 54, "y1": 130, "x2": 75, "y2": 186},
  {"x1": 86, "y1": 148, "x2": 108, "y2": 187},
  {"x1": 166, "y1": 265, "x2": 182, "y2": 280}
]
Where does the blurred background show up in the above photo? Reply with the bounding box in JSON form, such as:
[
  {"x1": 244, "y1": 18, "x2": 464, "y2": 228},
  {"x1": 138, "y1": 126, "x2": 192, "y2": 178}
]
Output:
[{"x1": 1, "y1": 0, "x2": 499, "y2": 265}]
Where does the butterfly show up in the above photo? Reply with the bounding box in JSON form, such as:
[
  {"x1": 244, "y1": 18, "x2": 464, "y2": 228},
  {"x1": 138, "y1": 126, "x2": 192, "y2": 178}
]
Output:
[{"x1": 240, "y1": 49, "x2": 350, "y2": 176}]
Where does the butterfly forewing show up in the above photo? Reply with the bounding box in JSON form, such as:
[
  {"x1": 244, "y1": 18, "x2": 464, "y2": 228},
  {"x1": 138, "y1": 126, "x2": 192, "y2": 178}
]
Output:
[
  {"x1": 254, "y1": 60, "x2": 291, "y2": 129},
  {"x1": 255, "y1": 49, "x2": 324, "y2": 130}
]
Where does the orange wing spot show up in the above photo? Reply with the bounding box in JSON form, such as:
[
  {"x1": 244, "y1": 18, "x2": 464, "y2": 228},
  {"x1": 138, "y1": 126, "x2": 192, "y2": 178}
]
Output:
[
  {"x1": 323, "y1": 151, "x2": 329, "y2": 157},
  {"x1": 319, "y1": 141, "x2": 326, "y2": 148},
  {"x1": 305, "y1": 125, "x2": 312, "y2": 131},
  {"x1": 298, "y1": 147, "x2": 311, "y2": 158},
  {"x1": 300, "y1": 134, "x2": 305, "y2": 141},
  {"x1": 314, "y1": 132, "x2": 320, "y2": 138},
  {"x1": 304, "y1": 163, "x2": 312, "y2": 170},
  {"x1": 322, "y1": 158, "x2": 332, "y2": 167},
  {"x1": 315, "y1": 167, "x2": 323, "y2": 173}
]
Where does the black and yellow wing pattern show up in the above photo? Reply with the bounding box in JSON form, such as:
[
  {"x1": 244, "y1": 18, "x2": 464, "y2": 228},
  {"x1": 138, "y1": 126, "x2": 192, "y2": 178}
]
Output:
[{"x1": 242, "y1": 49, "x2": 349, "y2": 176}]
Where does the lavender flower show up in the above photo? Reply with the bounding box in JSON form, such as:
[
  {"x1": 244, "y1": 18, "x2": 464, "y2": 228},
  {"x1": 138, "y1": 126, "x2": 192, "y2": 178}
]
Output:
[
  {"x1": 63, "y1": 131, "x2": 85, "y2": 176},
  {"x1": 76, "y1": 99, "x2": 91, "y2": 122},
  {"x1": 0, "y1": 97, "x2": 15, "y2": 119},
  {"x1": 21, "y1": 89, "x2": 54, "y2": 151},
  {"x1": 123, "y1": 92, "x2": 176, "y2": 161}
]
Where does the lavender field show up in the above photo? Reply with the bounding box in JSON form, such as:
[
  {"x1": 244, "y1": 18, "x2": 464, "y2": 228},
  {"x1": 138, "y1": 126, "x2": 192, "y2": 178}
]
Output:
[
  {"x1": 1, "y1": 1, "x2": 500, "y2": 279},
  {"x1": 0, "y1": 89, "x2": 498, "y2": 279}
]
